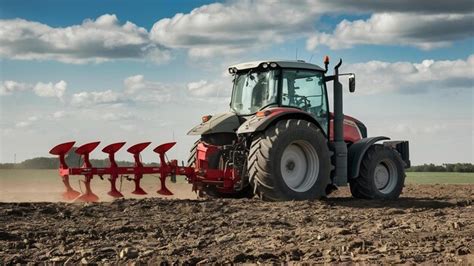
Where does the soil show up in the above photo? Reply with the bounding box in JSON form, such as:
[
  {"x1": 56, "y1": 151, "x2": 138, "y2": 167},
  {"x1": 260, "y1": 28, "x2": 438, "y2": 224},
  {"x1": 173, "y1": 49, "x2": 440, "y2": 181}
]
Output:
[{"x1": 0, "y1": 184, "x2": 473, "y2": 264}]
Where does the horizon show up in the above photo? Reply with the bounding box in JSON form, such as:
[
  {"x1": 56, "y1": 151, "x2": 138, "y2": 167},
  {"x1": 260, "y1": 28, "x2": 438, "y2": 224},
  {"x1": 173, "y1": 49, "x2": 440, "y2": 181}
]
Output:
[{"x1": 0, "y1": 0, "x2": 473, "y2": 165}]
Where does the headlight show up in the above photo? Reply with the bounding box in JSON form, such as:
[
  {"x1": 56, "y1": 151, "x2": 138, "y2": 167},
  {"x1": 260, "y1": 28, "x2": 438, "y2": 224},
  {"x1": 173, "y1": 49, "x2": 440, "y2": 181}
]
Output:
[
  {"x1": 261, "y1": 63, "x2": 269, "y2": 68},
  {"x1": 270, "y1": 62, "x2": 277, "y2": 68}
]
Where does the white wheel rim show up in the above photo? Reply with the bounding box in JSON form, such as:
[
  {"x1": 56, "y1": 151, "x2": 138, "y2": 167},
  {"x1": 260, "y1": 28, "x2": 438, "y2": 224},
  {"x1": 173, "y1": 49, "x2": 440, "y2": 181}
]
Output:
[
  {"x1": 280, "y1": 140, "x2": 319, "y2": 192},
  {"x1": 374, "y1": 159, "x2": 398, "y2": 194}
]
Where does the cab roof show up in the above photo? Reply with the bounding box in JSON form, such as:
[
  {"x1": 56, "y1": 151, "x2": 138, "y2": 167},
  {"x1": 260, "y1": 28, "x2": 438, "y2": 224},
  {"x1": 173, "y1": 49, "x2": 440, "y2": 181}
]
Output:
[{"x1": 229, "y1": 60, "x2": 325, "y2": 72}]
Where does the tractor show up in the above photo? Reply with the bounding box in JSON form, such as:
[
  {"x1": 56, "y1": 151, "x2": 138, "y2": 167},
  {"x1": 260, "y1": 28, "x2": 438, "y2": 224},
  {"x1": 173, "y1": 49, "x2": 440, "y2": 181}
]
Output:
[
  {"x1": 50, "y1": 57, "x2": 410, "y2": 202},
  {"x1": 186, "y1": 57, "x2": 410, "y2": 200}
]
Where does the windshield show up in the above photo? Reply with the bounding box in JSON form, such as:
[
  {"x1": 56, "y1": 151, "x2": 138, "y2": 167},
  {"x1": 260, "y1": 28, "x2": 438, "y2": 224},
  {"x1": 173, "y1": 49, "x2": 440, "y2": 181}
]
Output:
[{"x1": 230, "y1": 70, "x2": 278, "y2": 115}]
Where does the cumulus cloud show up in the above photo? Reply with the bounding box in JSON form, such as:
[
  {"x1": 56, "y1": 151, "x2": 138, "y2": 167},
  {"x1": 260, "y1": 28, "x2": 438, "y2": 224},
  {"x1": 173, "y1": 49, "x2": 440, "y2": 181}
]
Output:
[
  {"x1": 0, "y1": 81, "x2": 30, "y2": 95},
  {"x1": 71, "y1": 90, "x2": 121, "y2": 106},
  {"x1": 0, "y1": 80, "x2": 67, "y2": 99},
  {"x1": 15, "y1": 116, "x2": 38, "y2": 128},
  {"x1": 70, "y1": 75, "x2": 174, "y2": 107},
  {"x1": 0, "y1": 14, "x2": 170, "y2": 64},
  {"x1": 150, "y1": 0, "x2": 474, "y2": 57},
  {"x1": 150, "y1": 1, "x2": 319, "y2": 58},
  {"x1": 123, "y1": 74, "x2": 173, "y2": 102},
  {"x1": 342, "y1": 54, "x2": 474, "y2": 94},
  {"x1": 52, "y1": 111, "x2": 66, "y2": 119},
  {"x1": 187, "y1": 80, "x2": 225, "y2": 97},
  {"x1": 307, "y1": 13, "x2": 474, "y2": 51},
  {"x1": 1, "y1": 2, "x2": 473, "y2": 62},
  {"x1": 101, "y1": 112, "x2": 135, "y2": 121},
  {"x1": 33, "y1": 80, "x2": 67, "y2": 99}
]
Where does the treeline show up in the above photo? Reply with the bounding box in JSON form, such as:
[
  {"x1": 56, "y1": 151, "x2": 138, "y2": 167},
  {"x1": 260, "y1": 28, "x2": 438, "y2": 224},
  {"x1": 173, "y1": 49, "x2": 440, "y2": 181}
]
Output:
[
  {"x1": 0, "y1": 148, "x2": 158, "y2": 169},
  {"x1": 407, "y1": 163, "x2": 474, "y2": 173}
]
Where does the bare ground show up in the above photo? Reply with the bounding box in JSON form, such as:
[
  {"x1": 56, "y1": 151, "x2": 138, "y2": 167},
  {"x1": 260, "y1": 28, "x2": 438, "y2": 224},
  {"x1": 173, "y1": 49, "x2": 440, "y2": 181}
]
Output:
[{"x1": 0, "y1": 184, "x2": 473, "y2": 264}]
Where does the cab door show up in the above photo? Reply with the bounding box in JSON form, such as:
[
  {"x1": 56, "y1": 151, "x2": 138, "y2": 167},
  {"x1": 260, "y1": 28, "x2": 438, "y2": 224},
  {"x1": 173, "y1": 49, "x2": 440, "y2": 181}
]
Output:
[{"x1": 281, "y1": 69, "x2": 329, "y2": 135}]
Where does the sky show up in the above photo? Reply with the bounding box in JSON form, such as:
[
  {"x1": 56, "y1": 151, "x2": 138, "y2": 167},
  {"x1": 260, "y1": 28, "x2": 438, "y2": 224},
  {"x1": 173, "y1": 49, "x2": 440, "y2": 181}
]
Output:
[{"x1": 0, "y1": 0, "x2": 473, "y2": 165}]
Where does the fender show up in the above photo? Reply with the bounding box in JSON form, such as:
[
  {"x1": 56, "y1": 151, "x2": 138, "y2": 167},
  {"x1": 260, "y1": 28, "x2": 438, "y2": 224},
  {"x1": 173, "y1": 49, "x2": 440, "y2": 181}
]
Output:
[
  {"x1": 236, "y1": 107, "x2": 323, "y2": 135},
  {"x1": 348, "y1": 136, "x2": 390, "y2": 178},
  {"x1": 187, "y1": 112, "x2": 240, "y2": 136}
]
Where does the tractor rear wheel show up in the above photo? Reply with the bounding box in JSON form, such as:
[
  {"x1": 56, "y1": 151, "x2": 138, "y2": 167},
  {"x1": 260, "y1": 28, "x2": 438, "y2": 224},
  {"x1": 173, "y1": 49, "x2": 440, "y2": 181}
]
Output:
[
  {"x1": 248, "y1": 119, "x2": 331, "y2": 201},
  {"x1": 349, "y1": 144, "x2": 405, "y2": 199}
]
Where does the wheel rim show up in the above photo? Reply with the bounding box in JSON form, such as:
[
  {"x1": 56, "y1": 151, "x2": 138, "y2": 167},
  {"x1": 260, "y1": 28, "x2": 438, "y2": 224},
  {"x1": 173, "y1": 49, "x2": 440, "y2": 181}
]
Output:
[
  {"x1": 280, "y1": 140, "x2": 319, "y2": 192},
  {"x1": 374, "y1": 159, "x2": 398, "y2": 194}
]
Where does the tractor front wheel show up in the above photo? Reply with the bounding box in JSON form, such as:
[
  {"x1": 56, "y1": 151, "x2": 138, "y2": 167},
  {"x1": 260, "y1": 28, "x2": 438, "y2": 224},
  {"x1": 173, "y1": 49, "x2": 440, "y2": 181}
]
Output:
[
  {"x1": 349, "y1": 144, "x2": 405, "y2": 199},
  {"x1": 248, "y1": 119, "x2": 331, "y2": 201}
]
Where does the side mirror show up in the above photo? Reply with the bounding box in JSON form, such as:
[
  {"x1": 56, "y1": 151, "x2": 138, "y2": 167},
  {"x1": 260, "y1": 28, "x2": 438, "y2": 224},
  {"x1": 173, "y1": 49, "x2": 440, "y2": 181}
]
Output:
[{"x1": 349, "y1": 74, "x2": 355, "y2": 93}]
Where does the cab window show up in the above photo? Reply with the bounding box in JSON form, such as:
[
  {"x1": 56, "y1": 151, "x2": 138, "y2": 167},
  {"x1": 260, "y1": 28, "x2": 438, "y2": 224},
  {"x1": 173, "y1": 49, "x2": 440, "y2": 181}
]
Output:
[{"x1": 281, "y1": 69, "x2": 328, "y2": 134}]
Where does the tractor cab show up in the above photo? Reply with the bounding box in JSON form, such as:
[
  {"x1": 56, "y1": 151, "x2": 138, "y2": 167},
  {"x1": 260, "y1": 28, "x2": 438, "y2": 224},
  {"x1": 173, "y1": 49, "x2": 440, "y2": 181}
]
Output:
[{"x1": 229, "y1": 61, "x2": 330, "y2": 134}]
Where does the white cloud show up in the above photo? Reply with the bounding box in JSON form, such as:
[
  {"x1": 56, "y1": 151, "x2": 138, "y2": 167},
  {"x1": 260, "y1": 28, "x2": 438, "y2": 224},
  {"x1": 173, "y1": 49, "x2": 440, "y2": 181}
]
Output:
[
  {"x1": 123, "y1": 74, "x2": 172, "y2": 102},
  {"x1": 15, "y1": 116, "x2": 38, "y2": 128},
  {"x1": 0, "y1": 80, "x2": 67, "y2": 99},
  {"x1": 0, "y1": 14, "x2": 170, "y2": 64},
  {"x1": 0, "y1": 81, "x2": 30, "y2": 95},
  {"x1": 101, "y1": 112, "x2": 135, "y2": 121},
  {"x1": 340, "y1": 54, "x2": 474, "y2": 94},
  {"x1": 33, "y1": 80, "x2": 67, "y2": 100},
  {"x1": 150, "y1": 0, "x2": 474, "y2": 58},
  {"x1": 1, "y1": 2, "x2": 472, "y2": 64},
  {"x1": 150, "y1": 1, "x2": 319, "y2": 58},
  {"x1": 307, "y1": 13, "x2": 474, "y2": 51},
  {"x1": 52, "y1": 111, "x2": 66, "y2": 119},
  {"x1": 71, "y1": 89, "x2": 121, "y2": 106},
  {"x1": 186, "y1": 78, "x2": 233, "y2": 98}
]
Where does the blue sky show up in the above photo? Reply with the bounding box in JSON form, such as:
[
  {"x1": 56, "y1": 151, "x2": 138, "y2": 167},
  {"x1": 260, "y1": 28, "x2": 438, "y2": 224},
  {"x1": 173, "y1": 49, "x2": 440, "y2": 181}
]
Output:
[{"x1": 0, "y1": 0, "x2": 473, "y2": 164}]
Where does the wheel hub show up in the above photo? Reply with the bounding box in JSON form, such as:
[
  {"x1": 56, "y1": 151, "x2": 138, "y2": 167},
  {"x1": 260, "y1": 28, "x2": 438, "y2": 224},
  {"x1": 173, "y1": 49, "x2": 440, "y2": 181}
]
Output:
[
  {"x1": 280, "y1": 140, "x2": 319, "y2": 192},
  {"x1": 374, "y1": 164, "x2": 389, "y2": 189},
  {"x1": 374, "y1": 159, "x2": 398, "y2": 194},
  {"x1": 286, "y1": 161, "x2": 296, "y2": 171}
]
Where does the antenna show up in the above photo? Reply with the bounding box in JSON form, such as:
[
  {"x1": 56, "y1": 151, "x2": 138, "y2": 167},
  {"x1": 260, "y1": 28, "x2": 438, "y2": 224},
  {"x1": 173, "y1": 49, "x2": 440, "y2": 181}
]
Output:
[
  {"x1": 308, "y1": 54, "x2": 314, "y2": 63},
  {"x1": 295, "y1": 48, "x2": 298, "y2": 60}
]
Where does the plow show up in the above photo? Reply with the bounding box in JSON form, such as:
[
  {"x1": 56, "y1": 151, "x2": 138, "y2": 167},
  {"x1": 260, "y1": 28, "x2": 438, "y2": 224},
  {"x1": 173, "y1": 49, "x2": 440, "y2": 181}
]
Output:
[
  {"x1": 50, "y1": 57, "x2": 410, "y2": 202},
  {"x1": 49, "y1": 140, "x2": 237, "y2": 202}
]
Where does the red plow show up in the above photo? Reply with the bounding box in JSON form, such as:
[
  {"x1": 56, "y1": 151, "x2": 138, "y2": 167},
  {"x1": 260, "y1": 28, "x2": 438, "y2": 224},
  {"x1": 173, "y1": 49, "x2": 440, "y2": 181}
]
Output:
[
  {"x1": 50, "y1": 140, "x2": 241, "y2": 202},
  {"x1": 49, "y1": 141, "x2": 200, "y2": 202}
]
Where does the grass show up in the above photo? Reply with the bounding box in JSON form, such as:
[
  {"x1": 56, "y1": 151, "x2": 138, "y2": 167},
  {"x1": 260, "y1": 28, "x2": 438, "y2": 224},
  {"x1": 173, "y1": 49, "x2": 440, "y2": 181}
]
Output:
[{"x1": 406, "y1": 172, "x2": 474, "y2": 184}]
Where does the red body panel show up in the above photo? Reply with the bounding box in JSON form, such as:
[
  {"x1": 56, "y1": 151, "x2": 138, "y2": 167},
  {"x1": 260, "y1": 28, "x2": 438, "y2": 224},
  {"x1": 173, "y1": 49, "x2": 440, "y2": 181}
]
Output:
[
  {"x1": 329, "y1": 113, "x2": 363, "y2": 143},
  {"x1": 246, "y1": 107, "x2": 363, "y2": 143}
]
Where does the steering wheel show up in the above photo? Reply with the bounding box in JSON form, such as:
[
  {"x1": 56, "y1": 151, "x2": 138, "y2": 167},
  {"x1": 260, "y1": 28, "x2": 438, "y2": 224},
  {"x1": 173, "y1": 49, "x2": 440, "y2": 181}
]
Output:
[{"x1": 293, "y1": 94, "x2": 311, "y2": 109}]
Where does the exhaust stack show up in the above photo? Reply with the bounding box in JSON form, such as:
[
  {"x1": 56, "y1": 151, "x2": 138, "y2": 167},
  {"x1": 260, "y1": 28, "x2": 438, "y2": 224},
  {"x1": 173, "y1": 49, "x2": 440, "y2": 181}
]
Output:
[{"x1": 333, "y1": 59, "x2": 348, "y2": 186}]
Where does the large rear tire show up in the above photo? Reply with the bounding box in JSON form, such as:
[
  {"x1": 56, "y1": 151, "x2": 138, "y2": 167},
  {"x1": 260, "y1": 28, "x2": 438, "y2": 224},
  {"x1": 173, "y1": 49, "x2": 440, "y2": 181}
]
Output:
[
  {"x1": 248, "y1": 119, "x2": 331, "y2": 201},
  {"x1": 349, "y1": 144, "x2": 405, "y2": 199}
]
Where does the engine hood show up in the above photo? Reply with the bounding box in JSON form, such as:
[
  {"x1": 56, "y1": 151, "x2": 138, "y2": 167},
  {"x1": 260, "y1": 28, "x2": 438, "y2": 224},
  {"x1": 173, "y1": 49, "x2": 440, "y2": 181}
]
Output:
[{"x1": 187, "y1": 112, "x2": 241, "y2": 136}]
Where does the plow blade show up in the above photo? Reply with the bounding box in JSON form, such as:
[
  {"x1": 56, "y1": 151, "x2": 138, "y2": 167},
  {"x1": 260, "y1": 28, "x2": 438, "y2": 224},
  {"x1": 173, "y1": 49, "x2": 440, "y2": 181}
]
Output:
[
  {"x1": 49, "y1": 141, "x2": 81, "y2": 200},
  {"x1": 102, "y1": 142, "x2": 126, "y2": 198},
  {"x1": 74, "y1": 141, "x2": 101, "y2": 202},
  {"x1": 127, "y1": 142, "x2": 151, "y2": 195}
]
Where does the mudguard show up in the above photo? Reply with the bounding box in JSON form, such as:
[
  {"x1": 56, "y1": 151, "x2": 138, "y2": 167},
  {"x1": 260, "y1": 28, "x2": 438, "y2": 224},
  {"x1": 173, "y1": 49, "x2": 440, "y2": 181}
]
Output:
[
  {"x1": 347, "y1": 136, "x2": 390, "y2": 178},
  {"x1": 236, "y1": 107, "x2": 320, "y2": 134},
  {"x1": 187, "y1": 112, "x2": 240, "y2": 136}
]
